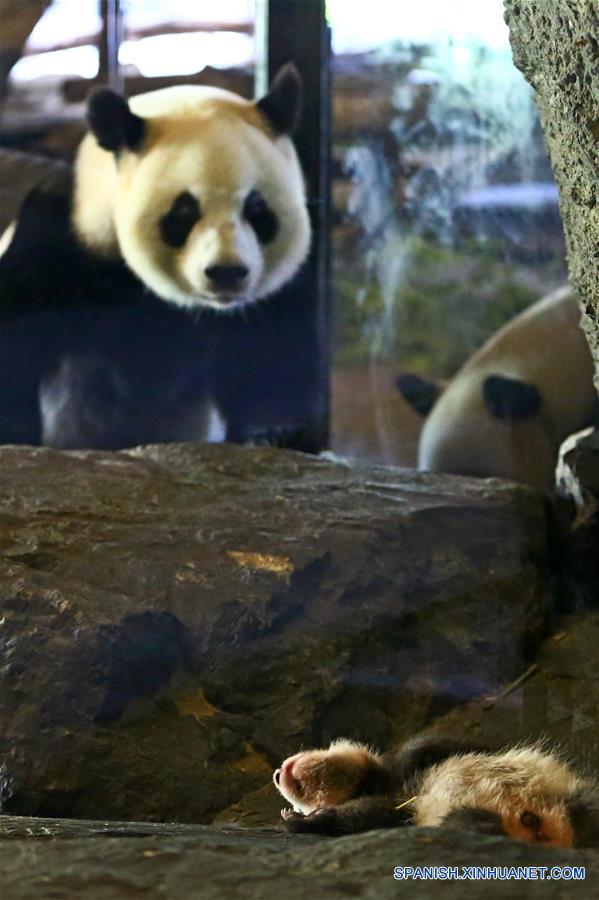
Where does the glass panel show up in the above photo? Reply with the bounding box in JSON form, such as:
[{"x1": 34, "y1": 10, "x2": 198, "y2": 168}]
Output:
[
  {"x1": 328, "y1": 0, "x2": 567, "y2": 465},
  {"x1": 1, "y1": 1, "x2": 100, "y2": 156},
  {"x1": 0, "y1": 0, "x2": 327, "y2": 454},
  {"x1": 1, "y1": 1, "x2": 257, "y2": 155},
  {"x1": 120, "y1": 0, "x2": 255, "y2": 81},
  {"x1": 10, "y1": 1, "x2": 101, "y2": 82}
]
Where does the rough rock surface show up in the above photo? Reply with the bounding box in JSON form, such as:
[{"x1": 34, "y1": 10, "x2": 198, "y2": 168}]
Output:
[
  {"x1": 0, "y1": 443, "x2": 551, "y2": 823},
  {"x1": 423, "y1": 609, "x2": 599, "y2": 776},
  {"x1": 504, "y1": 0, "x2": 599, "y2": 386},
  {"x1": 1, "y1": 816, "x2": 597, "y2": 900}
]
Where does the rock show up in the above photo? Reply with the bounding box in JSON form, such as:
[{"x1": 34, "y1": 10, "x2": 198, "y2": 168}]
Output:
[
  {"x1": 1, "y1": 815, "x2": 597, "y2": 900},
  {"x1": 420, "y1": 610, "x2": 599, "y2": 774},
  {"x1": 504, "y1": 1, "x2": 599, "y2": 388},
  {"x1": 555, "y1": 428, "x2": 599, "y2": 606},
  {"x1": 0, "y1": 443, "x2": 552, "y2": 822}
]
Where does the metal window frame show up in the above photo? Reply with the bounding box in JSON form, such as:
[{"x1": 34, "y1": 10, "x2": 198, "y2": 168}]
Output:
[{"x1": 256, "y1": 0, "x2": 331, "y2": 448}]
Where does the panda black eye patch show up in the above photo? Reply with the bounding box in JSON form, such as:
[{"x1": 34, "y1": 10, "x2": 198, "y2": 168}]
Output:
[
  {"x1": 243, "y1": 190, "x2": 278, "y2": 244},
  {"x1": 160, "y1": 192, "x2": 201, "y2": 248}
]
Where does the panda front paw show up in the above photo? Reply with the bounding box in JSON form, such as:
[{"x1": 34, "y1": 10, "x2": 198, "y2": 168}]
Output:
[
  {"x1": 233, "y1": 423, "x2": 322, "y2": 454},
  {"x1": 281, "y1": 809, "x2": 311, "y2": 832},
  {"x1": 280, "y1": 808, "x2": 299, "y2": 822},
  {"x1": 282, "y1": 807, "x2": 343, "y2": 835}
]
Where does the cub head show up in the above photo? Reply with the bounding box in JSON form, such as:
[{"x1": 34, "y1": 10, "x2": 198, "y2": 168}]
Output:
[
  {"x1": 73, "y1": 64, "x2": 310, "y2": 311},
  {"x1": 273, "y1": 739, "x2": 390, "y2": 815},
  {"x1": 416, "y1": 745, "x2": 588, "y2": 848}
]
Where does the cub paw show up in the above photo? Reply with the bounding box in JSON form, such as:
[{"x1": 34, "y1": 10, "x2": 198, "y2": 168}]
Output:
[{"x1": 280, "y1": 808, "x2": 300, "y2": 822}]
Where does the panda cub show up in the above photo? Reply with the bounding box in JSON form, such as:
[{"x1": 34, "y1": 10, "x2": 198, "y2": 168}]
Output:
[
  {"x1": 72, "y1": 63, "x2": 310, "y2": 310},
  {"x1": 273, "y1": 735, "x2": 599, "y2": 848}
]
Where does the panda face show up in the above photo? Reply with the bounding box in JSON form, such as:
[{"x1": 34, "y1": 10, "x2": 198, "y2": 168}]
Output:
[
  {"x1": 114, "y1": 111, "x2": 309, "y2": 310},
  {"x1": 73, "y1": 68, "x2": 311, "y2": 311}
]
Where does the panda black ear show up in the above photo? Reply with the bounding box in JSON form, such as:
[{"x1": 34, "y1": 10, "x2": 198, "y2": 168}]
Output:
[
  {"x1": 87, "y1": 88, "x2": 146, "y2": 153},
  {"x1": 256, "y1": 62, "x2": 302, "y2": 135},
  {"x1": 395, "y1": 372, "x2": 442, "y2": 417}
]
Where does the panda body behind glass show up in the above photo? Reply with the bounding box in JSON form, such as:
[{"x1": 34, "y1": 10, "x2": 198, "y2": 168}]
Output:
[{"x1": 0, "y1": 66, "x2": 319, "y2": 450}]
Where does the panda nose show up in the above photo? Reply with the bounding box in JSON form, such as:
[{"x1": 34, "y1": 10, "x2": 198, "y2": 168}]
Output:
[{"x1": 205, "y1": 264, "x2": 249, "y2": 291}]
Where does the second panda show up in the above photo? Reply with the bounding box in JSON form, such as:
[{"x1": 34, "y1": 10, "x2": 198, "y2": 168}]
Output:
[{"x1": 398, "y1": 287, "x2": 597, "y2": 491}]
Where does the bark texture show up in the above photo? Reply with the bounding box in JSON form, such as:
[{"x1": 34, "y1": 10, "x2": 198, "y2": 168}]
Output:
[{"x1": 505, "y1": 0, "x2": 599, "y2": 388}]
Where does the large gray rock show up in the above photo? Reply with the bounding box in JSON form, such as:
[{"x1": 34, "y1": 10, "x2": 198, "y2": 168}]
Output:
[
  {"x1": 0, "y1": 444, "x2": 552, "y2": 822},
  {"x1": 422, "y1": 609, "x2": 599, "y2": 774},
  {"x1": 504, "y1": 1, "x2": 599, "y2": 388},
  {"x1": 2, "y1": 816, "x2": 597, "y2": 900}
]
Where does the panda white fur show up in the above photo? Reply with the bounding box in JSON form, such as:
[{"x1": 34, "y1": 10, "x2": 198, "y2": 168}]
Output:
[
  {"x1": 414, "y1": 287, "x2": 598, "y2": 490},
  {"x1": 72, "y1": 64, "x2": 310, "y2": 311}
]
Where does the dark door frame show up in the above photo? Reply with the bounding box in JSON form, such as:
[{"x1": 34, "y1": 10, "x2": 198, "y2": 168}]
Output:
[{"x1": 257, "y1": 0, "x2": 332, "y2": 448}]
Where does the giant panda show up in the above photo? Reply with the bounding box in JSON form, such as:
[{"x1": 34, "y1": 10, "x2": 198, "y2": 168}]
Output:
[
  {"x1": 0, "y1": 65, "x2": 317, "y2": 449},
  {"x1": 404, "y1": 287, "x2": 598, "y2": 491},
  {"x1": 273, "y1": 734, "x2": 599, "y2": 847}
]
